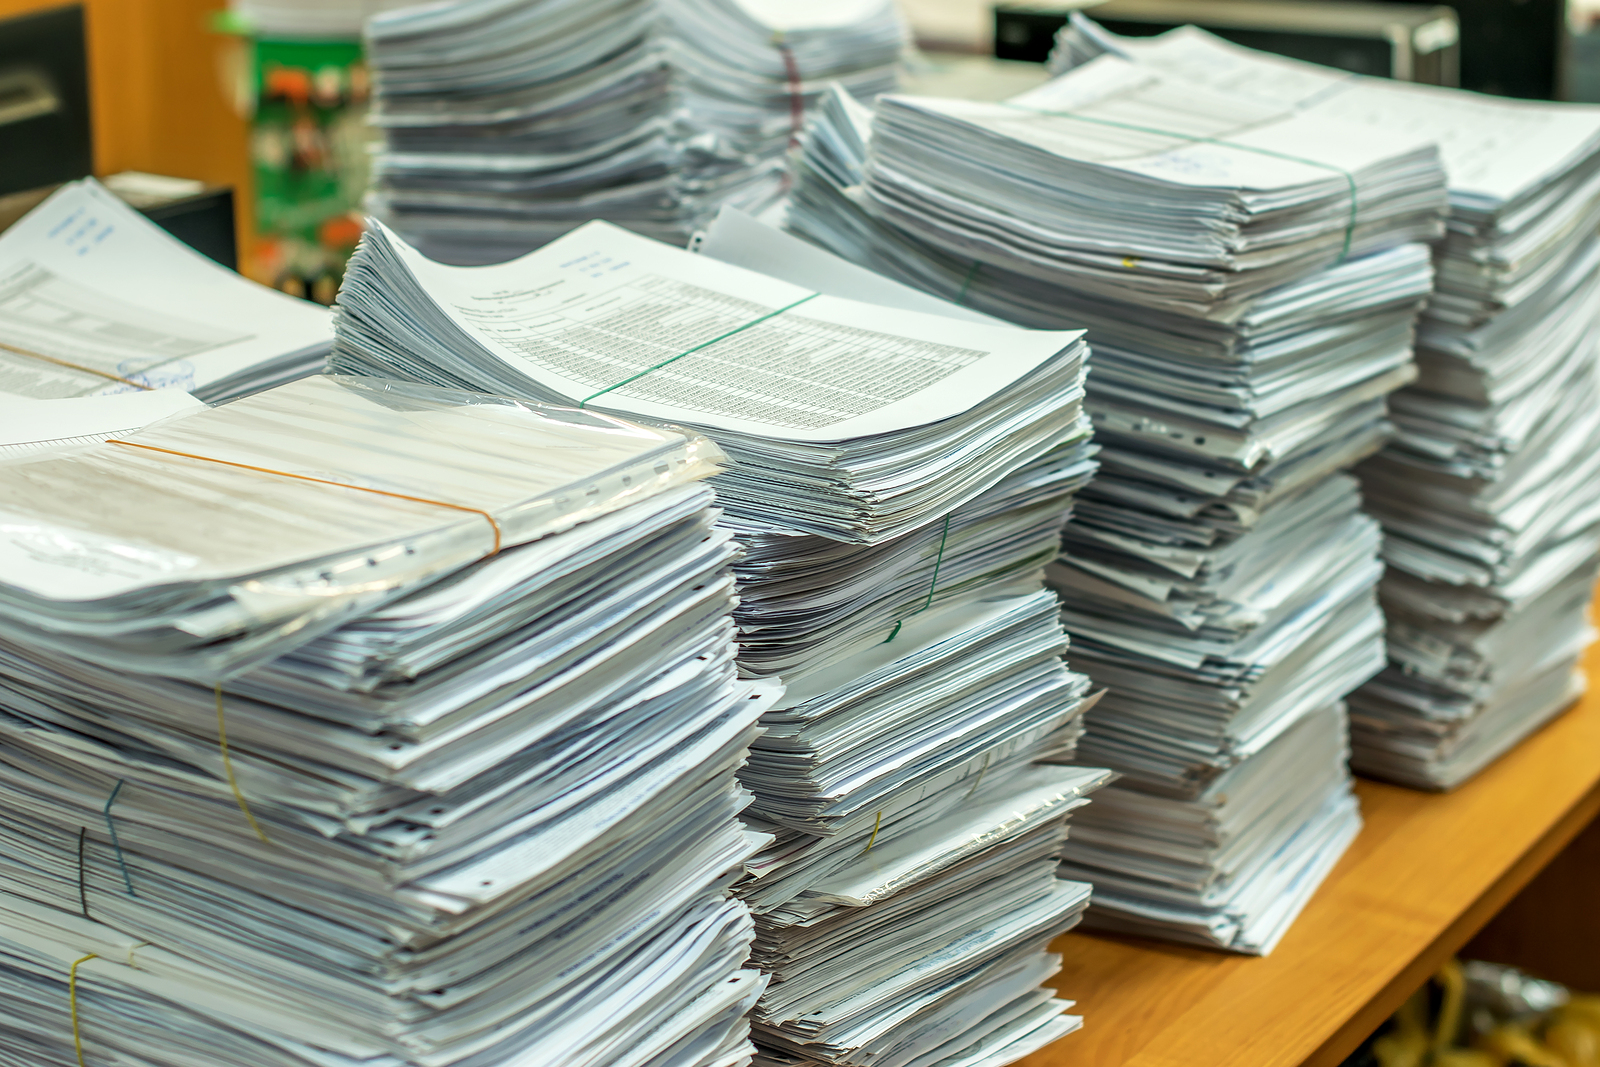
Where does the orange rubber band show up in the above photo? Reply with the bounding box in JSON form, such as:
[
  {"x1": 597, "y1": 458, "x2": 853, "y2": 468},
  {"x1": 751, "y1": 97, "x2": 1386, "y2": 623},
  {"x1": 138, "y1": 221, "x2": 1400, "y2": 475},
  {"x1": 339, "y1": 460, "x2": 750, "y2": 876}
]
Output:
[
  {"x1": 0, "y1": 340, "x2": 155, "y2": 391},
  {"x1": 104, "y1": 440, "x2": 503, "y2": 554}
]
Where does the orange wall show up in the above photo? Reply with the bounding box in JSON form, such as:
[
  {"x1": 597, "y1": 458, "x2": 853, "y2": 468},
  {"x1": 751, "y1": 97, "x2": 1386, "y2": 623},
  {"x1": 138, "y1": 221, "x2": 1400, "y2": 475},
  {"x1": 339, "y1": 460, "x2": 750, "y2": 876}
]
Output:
[{"x1": 0, "y1": 0, "x2": 254, "y2": 253}]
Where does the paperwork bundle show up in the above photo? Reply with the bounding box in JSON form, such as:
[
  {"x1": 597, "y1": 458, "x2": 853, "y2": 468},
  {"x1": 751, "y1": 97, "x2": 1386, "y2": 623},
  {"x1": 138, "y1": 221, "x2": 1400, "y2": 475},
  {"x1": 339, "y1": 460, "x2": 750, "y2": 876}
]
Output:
[
  {"x1": 330, "y1": 207, "x2": 1117, "y2": 1061},
  {"x1": 363, "y1": 0, "x2": 904, "y2": 264},
  {"x1": 737, "y1": 596, "x2": 1110, "y2": 1067},
  {"x1": 780, "y1": 58, "x2": 1451, "y2": 949},
  {"x1": 0, "y1": 180, "x2": 332, "y2": 452},
  {"x1": 1049, "y1": 16, "x2": 1600, "y2": 788},
  {"x1": 689, "y1": 209, "x2": 1111, "y2": 1064},
  {"x1": 864, "y1": 58, "x2": 1446, "y2": 319},
  {"x1": 331, "y1": 218, "x2": 1089, "y2": 545},
  {"x1": 0, "y1": 375, "x2": 776, "y2": 1066},
  {"x1": 663, "y1": 0, "x2": 903, "y2": 191},
  {"x1": 726, "y1": 429, "x2": 1096, "y2": 679},
  {"x1": 1059, "y1": 702, "x2": 1358, "y2": 954}
]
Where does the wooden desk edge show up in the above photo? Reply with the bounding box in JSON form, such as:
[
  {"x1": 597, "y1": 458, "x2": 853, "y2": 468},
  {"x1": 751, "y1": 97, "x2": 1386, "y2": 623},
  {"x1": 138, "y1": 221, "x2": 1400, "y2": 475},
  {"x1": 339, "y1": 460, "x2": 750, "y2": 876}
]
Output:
[{"x1": 1302, "y1": 776, "x2": 1600, "y2": 1067}]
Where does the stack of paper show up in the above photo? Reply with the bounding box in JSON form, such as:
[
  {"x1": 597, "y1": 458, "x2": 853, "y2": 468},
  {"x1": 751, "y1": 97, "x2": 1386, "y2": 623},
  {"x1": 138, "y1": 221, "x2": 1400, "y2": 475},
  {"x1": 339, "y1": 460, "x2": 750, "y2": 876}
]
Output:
[
  {"x1": 331, "y1": 218, "x2": 1089, "y2": 545},
  {"x1": 1058, "y1": 702, "x2": 1356, "y2": 954},
  {"x1": 685, "y1": 211, "x2": 1116, "y2": 1064},
  {"x1": 229, "y1": 0, "x2": 415, "y2": 37},
  {"x1": 664, "y1": 0, "x2": 902, "y2": 205},
  {"x1": 329, "y1": 217, "x2": 1113, "y2": 1064},
  {"x1": 0, "y1": 374, "x2": 777, "y2": 1067},
  {"x1": 1049, "y1": 16, "x2": 1600, "y2": 790},
  {"x1": 779, "y1": 58, "x2": 1451, "y2": 949},
  {"x1": 864, "y1": 60, "x2": 1446, "y2": 319},
  {"x1": 363, "y1": 0, "x2": 904, "y2": 264},
  {"x1": 725, "y1": 427, "x2": 1096, "y2": 679},
  {"x1": 0, "y1": 180, "x2": 333, "y2": 453},
  {"x1": 731, "y1": 594, "x2": 1111, "y2": 1067}
]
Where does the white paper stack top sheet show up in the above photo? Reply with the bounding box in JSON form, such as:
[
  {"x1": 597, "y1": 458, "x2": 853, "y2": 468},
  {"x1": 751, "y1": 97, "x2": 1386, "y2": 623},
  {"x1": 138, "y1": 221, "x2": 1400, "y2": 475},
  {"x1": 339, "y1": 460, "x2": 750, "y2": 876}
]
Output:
[
  {"x1": 362, "y1": 0, "x2": 904, "y2": 264},
  {"x1": 0, "y1": 180, "x2": 332, "y2": 456},
  {"x1": 0, "y1": 375, "x2": 782, "y2": 1066},
  {"x1": 1049, "y1": 15, "x2": 1600, "y2": 789},
  {"x1": 331, "y1": 218, "x2": 1089, "y2": 546},
  {"x1": 778, "y1": 56, "x2": 1454, "y2": 949}
]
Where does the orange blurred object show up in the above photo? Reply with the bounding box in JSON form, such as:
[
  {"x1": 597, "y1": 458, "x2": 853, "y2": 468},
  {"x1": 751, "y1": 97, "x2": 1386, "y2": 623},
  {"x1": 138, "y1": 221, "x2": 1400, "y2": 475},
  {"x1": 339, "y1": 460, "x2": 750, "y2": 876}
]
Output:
[
  {"x1": 263, "y1": 63, "x2": 312, "y2": 106},
  {"x1": 318, "y1": 213, "x2": 364, "y2": 251}
]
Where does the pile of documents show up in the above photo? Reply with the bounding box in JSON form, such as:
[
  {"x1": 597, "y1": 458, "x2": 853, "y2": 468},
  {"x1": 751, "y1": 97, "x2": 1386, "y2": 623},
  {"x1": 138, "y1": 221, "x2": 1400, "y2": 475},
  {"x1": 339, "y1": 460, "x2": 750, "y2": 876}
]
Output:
[
  {"x1": 331, "y1": 218, "x2": 1090, "y2": 545},
  {"x1": 737, "y1": 596, "x2": 1111, "y2": 1067},
  {"x1": 687, "y1": 214, "x2": 1113, "y2": 1064},
  {"x1": 781, "y1": 55, "x2": 1451, "y2": 950},
  {"x1": 0, "y1": 180, "x2": 332, "y2": 455},
  {"x1": 331, "y1": 218, "x2": 1113, "y2": 1064},
  {"x1": 1050, "y1": 16, "x2": 1600, "y2": 789},
  {"x1": 363, "y1": 0, "x2": 904, "y2": 264},
  {"x1": 0, "y1": 375, "x2": 777, "y2": 1066},
  {"x1": 1058, "y1": 702, "x2": 1356, "y2": 954}
]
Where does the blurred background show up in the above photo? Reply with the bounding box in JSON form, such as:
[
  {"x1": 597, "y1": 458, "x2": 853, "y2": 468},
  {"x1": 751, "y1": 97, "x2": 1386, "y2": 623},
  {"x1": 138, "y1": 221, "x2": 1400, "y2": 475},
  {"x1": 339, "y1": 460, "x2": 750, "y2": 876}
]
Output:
[{"x1": 0, "y1": 0, "x2": 1595, "y2": 298}]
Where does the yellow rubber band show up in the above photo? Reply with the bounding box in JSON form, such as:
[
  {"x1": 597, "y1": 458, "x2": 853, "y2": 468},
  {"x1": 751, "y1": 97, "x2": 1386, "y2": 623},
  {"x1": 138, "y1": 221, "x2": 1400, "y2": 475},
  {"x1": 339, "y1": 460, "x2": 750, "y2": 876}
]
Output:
[
  {"x1": 215, "y1": 685, "x2": 271, "y2": 846},
  {"x1": 860, "y1": 811, "x2": 883, "y2": 856},
  {"x1": 69, "y1": 953, "x2": 97, "y2": 1067}
]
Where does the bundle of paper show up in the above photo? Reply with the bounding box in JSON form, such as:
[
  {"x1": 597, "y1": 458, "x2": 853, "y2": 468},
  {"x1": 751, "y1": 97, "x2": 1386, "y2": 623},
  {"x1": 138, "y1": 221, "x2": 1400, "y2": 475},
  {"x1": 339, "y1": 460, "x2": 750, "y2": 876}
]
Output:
[
  {"x1": 734, "y1": 601, "x2": 1108, "y2": 1067},
  {"x1": 1049, "y1": 17, "x2": 1600, "y2": 324},
  {"x1": 864, "y1": 58, "x2": 1445, "y2": 320},
  {"x1": 1354, "y1": 274, "x2": 1600, "y2": 790},
  {"x1": 684, "y1": 213, "x2": 1114, "y2": 1065},
  {"x1": 330, "y1": 204, "x2": 1116, "y2": 1063},
  {"x1": 0, "y1": 375, "x2": 720, "y2": 677},
  {"x1": 747, "y1": 768, "x2": 1103, "y2": 1067},
  {"x1": 0, "y1": 375, "x2": 776, "y2": 1066},
  {"x1": 363, "y1": 0, "x2": 904, "y2": 264},
  {"x1": 1059, "y1": 702, "x2": 1358, "y2": 954},
  {"x1": 778, "y1": 59, "x2": 1450, "y2": 949},
  {"x1": 331, "y1": 218, "x2": 1088, "y2": 545},
  {"x1": 364, "y1": 0, "x2": 676, "y2": 263},
  {"x1": 0, "y1": 180, "x2": 331, "y2": 453},
  {"x1": 1351, "y1": 553, "x2": 1598, "y2": 789},
  {"x1": 728, "y1": 428, "x2": 1096, "y2": 680},
  {"x1": 1048, "y1": 16, "x2": 1600, "y2": 788},
  {"x1": 741, "y1": 593, "x2": 1096, "y2": 836},
  {"x1": 663, "y1": 0, "x2": 902, "y2": 201}
]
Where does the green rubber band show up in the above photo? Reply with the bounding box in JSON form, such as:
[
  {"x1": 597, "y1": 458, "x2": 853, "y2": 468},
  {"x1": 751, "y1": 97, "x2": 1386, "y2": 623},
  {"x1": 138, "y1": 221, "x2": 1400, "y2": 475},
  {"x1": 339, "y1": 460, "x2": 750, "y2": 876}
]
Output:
[
  {"x1": 884, "y1": 515, "x2": 952, "y2": 643},
  {"x1": 578, "y1": 292, "x2": 820, "y2": 408},
  {"x1": 999, "y1": 104, "x2": 1358, "y2": 260},
  {"x1": 956, "y1": 259, "x2": 981, "y2": 304},
  {"x1": 102, "y1": 780, "x2": 136, "y2": 897}
]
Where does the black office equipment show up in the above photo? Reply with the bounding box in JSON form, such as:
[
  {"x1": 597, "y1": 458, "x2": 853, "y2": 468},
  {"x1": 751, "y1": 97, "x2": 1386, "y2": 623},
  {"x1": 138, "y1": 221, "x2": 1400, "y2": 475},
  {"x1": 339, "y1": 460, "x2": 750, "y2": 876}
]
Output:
[
  {"x1": 0, "y1": 5, "x2": 90, "y2": 198},
  {"x1": 995, "y1": 0, "x2": 1461, "y2": 86}
]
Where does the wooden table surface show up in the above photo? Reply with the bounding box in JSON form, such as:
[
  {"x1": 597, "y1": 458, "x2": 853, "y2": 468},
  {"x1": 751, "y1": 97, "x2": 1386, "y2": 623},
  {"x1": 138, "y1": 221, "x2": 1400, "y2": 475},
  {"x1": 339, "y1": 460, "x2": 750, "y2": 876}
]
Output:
[{"x1": 1021, "y1": 638, "x2": 1600, "y2": 1067}]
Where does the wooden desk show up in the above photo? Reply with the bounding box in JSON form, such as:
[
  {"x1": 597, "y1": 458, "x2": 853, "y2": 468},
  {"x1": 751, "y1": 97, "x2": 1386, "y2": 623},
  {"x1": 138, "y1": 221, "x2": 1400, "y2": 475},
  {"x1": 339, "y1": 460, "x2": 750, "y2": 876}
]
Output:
[{"x1": 1022, "y1": 638, "x2": 1600, "y2": 1067}]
